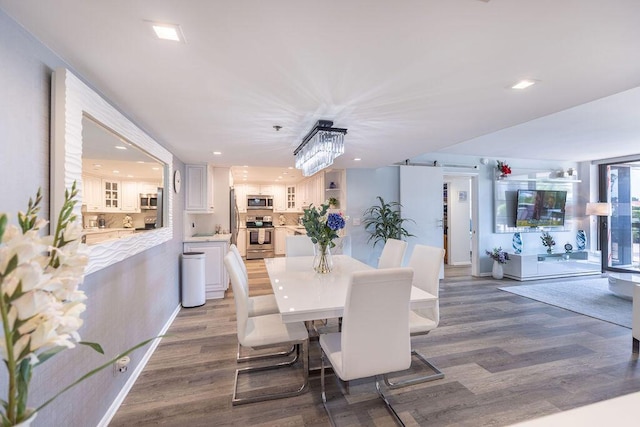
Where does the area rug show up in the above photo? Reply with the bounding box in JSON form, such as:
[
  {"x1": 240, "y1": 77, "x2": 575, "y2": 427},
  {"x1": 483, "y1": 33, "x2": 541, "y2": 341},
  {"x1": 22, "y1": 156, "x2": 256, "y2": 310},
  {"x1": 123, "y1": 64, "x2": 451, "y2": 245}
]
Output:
[{"x1": 499, "y1": 278, "x2": 632, "y2": 328}]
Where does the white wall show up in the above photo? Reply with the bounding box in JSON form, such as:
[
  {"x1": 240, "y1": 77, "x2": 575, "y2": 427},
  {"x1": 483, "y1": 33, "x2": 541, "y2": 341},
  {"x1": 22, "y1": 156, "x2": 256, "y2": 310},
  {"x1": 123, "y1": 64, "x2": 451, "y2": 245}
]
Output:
[
  {"x1": 346, "y1": 153, "x2": 590, "y2": 275},
  {"x1": 345, "y1": 167, "x2": 400, "y2": 266},
  {"x1": 0, "y1": 10, "x2": 183, "y2": 426}
]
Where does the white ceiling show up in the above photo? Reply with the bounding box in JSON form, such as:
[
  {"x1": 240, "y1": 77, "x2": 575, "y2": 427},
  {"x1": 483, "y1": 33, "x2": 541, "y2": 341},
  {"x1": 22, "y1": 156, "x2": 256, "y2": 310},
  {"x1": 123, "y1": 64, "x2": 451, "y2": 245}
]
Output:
[{"x1": 2, "y1": 0, "x2": 640, "y2": 180}]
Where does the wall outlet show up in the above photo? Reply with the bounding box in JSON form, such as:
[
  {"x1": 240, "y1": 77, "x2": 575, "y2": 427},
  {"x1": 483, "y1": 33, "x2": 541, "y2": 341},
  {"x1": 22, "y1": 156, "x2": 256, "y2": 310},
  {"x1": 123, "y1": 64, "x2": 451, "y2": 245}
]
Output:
[{"x1": 113, "y1": 355, "x2": 130, "y2": 375}]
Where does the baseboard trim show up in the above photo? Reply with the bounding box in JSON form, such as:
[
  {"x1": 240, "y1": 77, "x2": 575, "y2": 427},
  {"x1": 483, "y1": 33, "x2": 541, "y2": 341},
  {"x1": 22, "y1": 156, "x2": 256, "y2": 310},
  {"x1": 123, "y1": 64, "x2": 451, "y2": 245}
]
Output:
[{"x1": 97, "y1": 303, "x2": 181, "y2": 427}]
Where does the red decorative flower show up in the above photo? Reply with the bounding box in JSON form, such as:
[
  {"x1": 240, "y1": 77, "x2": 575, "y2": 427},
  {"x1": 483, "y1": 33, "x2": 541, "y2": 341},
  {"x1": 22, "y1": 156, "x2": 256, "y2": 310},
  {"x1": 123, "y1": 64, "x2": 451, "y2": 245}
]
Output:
[{"x1": 497, "y1": 160, "x2": 511, "y2": 175}]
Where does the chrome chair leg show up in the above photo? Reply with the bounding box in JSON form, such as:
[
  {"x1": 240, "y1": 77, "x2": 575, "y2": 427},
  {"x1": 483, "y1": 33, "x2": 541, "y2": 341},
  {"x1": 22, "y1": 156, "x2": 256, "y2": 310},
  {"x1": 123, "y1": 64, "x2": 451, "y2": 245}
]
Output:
[
  {"x1": 321, "y1": 351, "x2": 405, "y2": 426},
  {"x1": 383, "y1": 349, "x2": 444, "y2": 389},
  {"x1": 375, "y1": 376, "x2": 406, "y2": 427},
  {"x1": 232, "y1": 339, "x2": 309, "y2": 405},
  {"x1": 236, "y1": 342, "x2": 296, "y2": 363}
]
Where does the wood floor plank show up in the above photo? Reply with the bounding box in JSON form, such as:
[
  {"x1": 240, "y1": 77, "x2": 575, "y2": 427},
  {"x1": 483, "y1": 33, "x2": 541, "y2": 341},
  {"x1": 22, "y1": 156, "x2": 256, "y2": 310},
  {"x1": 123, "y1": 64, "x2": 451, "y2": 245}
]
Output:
[{"x1": 109, "y1": 261, "x2": 640, "y2": 426}]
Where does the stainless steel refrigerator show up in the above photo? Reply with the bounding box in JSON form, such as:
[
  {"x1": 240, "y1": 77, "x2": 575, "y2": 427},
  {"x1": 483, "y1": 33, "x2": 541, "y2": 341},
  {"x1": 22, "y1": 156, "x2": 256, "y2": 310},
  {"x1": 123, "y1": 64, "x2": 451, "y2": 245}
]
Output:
[{"x1": 230, "y1": 188, "x2": 239, "y2": 245}]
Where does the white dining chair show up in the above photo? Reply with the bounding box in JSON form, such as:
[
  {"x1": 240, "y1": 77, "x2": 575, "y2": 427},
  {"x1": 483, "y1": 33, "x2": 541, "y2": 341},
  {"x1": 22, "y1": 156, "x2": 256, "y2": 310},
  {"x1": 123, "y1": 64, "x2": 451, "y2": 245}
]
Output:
[
  {"x1": 224, "y1": 252, "x2": 293, "y2": 364},
  {"x1": 285, "y1": 235, "x2": 315, "y2": 257},
  {"x1": 377, "y1": 238, "x2": 407, "y2": 269},
  {"x1": 384, "y1": 244, "x2": 445, "y2": 389},
  {"x1": 331, "y1": 235, "x2": 352, "y2": 256},
  {"x1": 229, "y1": 244, "x2": 248, "y2": 280},
  {"x1": 320, "y1": 267, "x2": 414, "y2": 425},
  {"x1": 224, "y1": 253, "x2": 309, "y2": 405}
]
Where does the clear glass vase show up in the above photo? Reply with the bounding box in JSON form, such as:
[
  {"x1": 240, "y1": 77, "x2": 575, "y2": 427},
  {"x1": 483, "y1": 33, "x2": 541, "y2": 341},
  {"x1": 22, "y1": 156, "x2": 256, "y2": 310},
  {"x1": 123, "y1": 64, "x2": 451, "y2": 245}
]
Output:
[{"x1": 313, "y1": 243, "x2": 333, "y2": 274}]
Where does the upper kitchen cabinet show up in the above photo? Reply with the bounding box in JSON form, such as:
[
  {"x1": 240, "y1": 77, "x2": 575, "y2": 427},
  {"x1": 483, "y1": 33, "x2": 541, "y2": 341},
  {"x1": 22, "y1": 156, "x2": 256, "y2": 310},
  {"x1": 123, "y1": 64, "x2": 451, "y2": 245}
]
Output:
[
  {"x1": 82, "y1": 175, "x2": 102, "y2": 212},
  {"x1": 121, "y1": 180, "x2": 139, "y2": 212},
  {"x1": 298, "y1": 172, "x2": 325, "y2": 208},
  {"x1": 81, "y1": 174, "x2": 147, "y2": 213},
  {"x1": 186, "y1": 164, "x2": 215, "y2": 211}
]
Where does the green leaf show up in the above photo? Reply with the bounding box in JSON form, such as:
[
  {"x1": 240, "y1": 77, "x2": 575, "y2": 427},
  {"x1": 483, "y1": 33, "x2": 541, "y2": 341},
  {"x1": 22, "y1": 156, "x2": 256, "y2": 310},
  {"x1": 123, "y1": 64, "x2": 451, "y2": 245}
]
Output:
[
  {"x1": 33, "y1": 346, "x2": 67, "y2": 367},
  {"x1": 79, "y1": 341, "x2": 104, "y2": 354},
  {"x1": 0, "y1": 214, "x2": 7, "y2": 243}
]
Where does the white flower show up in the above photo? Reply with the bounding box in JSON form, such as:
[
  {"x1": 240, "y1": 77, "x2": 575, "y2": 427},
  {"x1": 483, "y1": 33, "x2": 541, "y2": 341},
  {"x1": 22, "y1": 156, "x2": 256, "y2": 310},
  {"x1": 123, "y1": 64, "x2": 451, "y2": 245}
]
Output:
[{"x1": 12, "y1": 290, "x2": 57, "y2": 321}]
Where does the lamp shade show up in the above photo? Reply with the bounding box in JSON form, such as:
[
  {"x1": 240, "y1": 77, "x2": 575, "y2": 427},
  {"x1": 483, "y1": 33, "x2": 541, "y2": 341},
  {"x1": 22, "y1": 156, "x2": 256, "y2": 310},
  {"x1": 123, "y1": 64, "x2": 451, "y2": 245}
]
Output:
[{"x1": 585, "y1": 202, "x2": 612, "y2": 216}]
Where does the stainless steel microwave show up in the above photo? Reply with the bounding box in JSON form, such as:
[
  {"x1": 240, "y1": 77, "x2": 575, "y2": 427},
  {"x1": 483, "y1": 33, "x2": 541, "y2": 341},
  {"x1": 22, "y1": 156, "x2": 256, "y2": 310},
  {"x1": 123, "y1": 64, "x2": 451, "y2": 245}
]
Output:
[
  {"x1": 247, "y1": 195, "x2": 273, "y2": 210},
  {"x1": 140, "y1": 193, "x2": 158, "y2": 210}
]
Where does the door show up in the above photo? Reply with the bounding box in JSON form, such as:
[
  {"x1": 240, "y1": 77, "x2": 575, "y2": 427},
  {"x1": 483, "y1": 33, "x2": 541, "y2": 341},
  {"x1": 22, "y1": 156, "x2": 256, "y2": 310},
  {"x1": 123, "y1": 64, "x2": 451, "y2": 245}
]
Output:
[{"x1": 400, "y1": 165, "x2": 444, "y2": 277}]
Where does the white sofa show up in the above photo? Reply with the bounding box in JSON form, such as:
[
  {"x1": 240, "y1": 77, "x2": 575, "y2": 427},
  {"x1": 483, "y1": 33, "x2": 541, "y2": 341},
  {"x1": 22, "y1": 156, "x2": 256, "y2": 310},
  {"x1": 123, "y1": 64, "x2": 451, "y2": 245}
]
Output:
[{"x1": 634, "y1": 284, "x2": 639, "y2": 353}]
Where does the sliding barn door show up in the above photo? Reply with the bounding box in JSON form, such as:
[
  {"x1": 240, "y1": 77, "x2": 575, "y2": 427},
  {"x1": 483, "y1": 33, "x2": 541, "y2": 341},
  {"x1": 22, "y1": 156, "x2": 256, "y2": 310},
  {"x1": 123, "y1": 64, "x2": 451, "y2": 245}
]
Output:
[{"x1": 400, "y1": 165, "x2": 445, "y2": 277}]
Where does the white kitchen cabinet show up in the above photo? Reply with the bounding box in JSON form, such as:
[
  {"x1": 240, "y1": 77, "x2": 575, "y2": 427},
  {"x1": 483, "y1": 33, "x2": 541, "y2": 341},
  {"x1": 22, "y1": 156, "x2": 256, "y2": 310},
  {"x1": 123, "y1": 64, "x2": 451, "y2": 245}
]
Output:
[
  {"x1": 286, "y1": 185, "x2": 297, "y2": 211},
  {"x1": 121, "y1": 181, "x2": 139, "y2": 212},
  {"x1": 82, "y1": 175, "x2": 103, "y2": 212},
  {"x1": 185, "y1": 164, "x2": 215, "y2": 211},
  {"x1": 102, "y1": 179, "x2": 120, "y2": 211},
  {"x1": 244, "y1": 184, "x2": 274, "y2": 196},
  {"x1": 275, "y1": 227, "x2": 287, "y2": 255},
  {"x1": 139, "y1": 182, "x2": 161, "y2": 195},
  {"x1": 183, "y1": 241, "x2": 229, "y2": 299},
  {"x1": 273, "y1": 184, "x2": 287, "y2": 212}
]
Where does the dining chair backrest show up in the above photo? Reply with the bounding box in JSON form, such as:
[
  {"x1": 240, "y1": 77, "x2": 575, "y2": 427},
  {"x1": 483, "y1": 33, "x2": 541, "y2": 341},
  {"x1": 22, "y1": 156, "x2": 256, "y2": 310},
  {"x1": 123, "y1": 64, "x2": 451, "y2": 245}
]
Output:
[
  {"x1": 224, "y1": 253, "x2": 249, "y2": 342},
  {"x1": 340, "y1": 268, "x2": 413, "y2": 380},
  {"x1": 408, "y1": 245, "x2": 444, "y2": 296},
  {"x1": 285, "y1": 235, "x2": 315, "y2": 257},
  {"x1": 407, "y1": 244, "x2": 444, "y2": 324},
  {"x1": 229, "y1": 244, "x2": 248, "y2": 281},
  {"x1": 331, "y1": 235, "x2": 352, "y2": 256},
  {"x1": 377, "y1": 238, "x2": 407, "y2": 269}
]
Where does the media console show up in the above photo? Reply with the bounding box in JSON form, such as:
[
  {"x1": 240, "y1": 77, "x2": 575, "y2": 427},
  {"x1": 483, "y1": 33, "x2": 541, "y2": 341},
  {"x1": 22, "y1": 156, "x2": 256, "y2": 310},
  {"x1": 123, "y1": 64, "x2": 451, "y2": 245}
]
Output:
[{"x1": 502, "y1": 251, "x2": 601, "y2": 281}]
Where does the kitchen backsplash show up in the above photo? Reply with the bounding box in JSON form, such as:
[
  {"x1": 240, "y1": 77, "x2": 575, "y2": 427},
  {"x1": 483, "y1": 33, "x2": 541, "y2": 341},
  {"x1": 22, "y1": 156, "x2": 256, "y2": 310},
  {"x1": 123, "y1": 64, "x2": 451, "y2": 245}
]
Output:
[{"x1": 87, "y1": 212, "x2": 153, "y2": 229}]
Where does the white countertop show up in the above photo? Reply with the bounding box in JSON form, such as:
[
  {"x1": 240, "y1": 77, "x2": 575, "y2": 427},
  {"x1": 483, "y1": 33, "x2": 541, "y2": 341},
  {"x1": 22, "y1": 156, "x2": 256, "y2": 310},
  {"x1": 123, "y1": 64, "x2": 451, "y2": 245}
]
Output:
[
  {"x1": 83, "y1": 227, "x2": 135, "y2": 234},
  {"x1": 280, "y1": 225, "x2": 307, "y2": 234},
  {"x1": 184, "y1": 233, "x2": 232, "y2": 243}
]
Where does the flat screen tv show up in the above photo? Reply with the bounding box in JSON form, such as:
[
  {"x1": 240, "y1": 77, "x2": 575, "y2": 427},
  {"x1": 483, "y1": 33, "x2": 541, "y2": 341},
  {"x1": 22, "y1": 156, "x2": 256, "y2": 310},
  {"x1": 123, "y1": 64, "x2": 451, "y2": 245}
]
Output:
[{"x1": 515, "y1": 189, "x2": 567, "y2": 227}]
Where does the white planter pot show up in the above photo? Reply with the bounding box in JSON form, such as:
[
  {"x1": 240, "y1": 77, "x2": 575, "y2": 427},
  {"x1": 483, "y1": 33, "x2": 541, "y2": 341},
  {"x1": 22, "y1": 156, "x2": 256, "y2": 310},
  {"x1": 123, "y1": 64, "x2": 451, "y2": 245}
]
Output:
[{"x1": 492, "y1": 261, "x2": 504, "y2": 279}]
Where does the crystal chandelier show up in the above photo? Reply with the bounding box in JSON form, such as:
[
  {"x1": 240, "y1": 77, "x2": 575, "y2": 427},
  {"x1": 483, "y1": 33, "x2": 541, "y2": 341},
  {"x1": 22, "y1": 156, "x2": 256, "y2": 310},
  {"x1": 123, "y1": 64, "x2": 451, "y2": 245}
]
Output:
[{"x1": 294, "y1": 120, "x2": 347, "y2": 177}]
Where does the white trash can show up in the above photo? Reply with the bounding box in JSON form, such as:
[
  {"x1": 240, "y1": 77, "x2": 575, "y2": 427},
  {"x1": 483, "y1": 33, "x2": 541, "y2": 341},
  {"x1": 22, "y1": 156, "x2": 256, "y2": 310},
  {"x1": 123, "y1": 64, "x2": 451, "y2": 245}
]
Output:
[{"x1": 181, "y1": 252, "x2": 206, "y2": 308}]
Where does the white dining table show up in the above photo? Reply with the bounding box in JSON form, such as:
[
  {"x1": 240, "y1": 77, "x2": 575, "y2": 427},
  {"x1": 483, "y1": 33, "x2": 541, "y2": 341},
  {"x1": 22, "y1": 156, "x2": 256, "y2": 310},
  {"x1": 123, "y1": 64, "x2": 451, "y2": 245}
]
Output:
[{"x1": 264, "y1": 255, "x2": 437, "y2": 323}]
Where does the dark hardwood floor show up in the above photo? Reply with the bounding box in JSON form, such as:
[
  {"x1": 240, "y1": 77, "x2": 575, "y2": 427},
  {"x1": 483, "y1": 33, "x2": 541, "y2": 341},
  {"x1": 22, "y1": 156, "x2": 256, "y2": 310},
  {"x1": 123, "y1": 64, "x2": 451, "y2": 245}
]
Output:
[{"x1": 110, "y1": 261, "x2": 639, "y2": 426}]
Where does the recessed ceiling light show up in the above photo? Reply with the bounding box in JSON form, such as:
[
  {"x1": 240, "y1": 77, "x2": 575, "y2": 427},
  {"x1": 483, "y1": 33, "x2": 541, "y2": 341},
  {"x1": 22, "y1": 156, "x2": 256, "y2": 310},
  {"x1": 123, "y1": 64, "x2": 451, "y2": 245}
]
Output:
[
  {"x1": 288, "y1": 166, "x2": 293, "y2": 170},
  {"x1": 127, "y1": 175, "x2": 134, "y2": 178},
  {"x1": 115, "y1": 146, "x2": 127, "y2": 150},
  {"x1": 354, "y1": 158, "x2": 361, "y2": 161},
  {"x1": 136, "y1": 161, "x2": 145, "y2": 164},
  {"x1": 213, "y1": 151, "x2": 222, "y2": 156},
  {"x1": 511, "y1": 79, "x2": 537, "y2": 90},
  {"x1": 148, "y1": 21, "x2": 185, "y2": 42},
  {"x1": 113, "y1": 170, "x2": 120, "y2": 174},
  {"x1": 152, "y1": 167, "x2": 160, "y2": 171},
  {"x1": 93, "y1": 163, "x2": 102, "y2": 167}
]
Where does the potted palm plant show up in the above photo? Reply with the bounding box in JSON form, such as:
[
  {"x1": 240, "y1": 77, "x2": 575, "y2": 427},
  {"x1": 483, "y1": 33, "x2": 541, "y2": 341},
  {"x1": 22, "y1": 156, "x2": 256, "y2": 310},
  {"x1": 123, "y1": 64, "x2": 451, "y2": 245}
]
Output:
[{"x1": 363, "y1": 196, "x2": 414, "y2": 247}]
